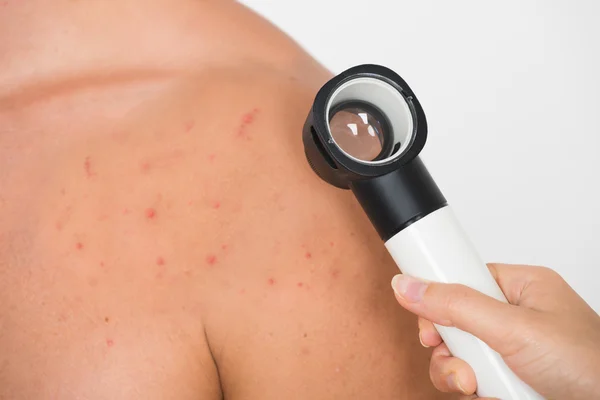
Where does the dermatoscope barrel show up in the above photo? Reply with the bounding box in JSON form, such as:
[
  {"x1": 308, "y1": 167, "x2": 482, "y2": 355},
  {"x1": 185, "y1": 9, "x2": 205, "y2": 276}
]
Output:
[{"x1": 302, "y1": 65, "x2": 544, "y2": 399}]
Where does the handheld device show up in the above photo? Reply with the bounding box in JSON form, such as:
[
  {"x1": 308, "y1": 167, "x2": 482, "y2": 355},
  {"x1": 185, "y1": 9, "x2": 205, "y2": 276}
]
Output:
[{"x1": 302, "y1": 64, "x2": 543, "y2": 399}]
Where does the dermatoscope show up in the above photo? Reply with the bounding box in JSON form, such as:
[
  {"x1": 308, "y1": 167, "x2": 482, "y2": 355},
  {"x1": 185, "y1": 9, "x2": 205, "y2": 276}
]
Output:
[{"x1": 302, "y1": 64, "x2": 544, "y2": 400}]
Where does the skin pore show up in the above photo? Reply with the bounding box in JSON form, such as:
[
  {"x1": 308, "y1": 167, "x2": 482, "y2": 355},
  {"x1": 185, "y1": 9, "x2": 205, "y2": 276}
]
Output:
[{"x1": 0, "y1": 1, "x2": 455, "y2": 399}]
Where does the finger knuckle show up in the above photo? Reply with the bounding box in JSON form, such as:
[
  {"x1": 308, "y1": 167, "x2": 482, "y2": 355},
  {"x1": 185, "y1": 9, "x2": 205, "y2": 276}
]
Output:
[{"x1": 439, "y1": 284, "x2": 471, "y2": 319}]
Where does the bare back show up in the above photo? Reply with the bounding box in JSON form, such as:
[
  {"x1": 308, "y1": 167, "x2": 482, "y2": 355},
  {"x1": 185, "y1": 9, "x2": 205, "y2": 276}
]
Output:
[{"x1": 0, "y1": 1, "x2": 452, "y2": 399}]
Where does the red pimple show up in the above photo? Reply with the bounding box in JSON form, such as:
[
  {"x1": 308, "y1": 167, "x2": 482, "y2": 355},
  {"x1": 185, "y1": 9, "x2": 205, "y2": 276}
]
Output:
[
  {"x1": 242, "y1": 113, "x2": 255, "y2": 124},
  {"x1": 305, "y1": 251, "x2": 312, "y2": 259},
  {"x1": 213, "y1": 201, "x2": 221, "y2": 209},
  {"x1": 185, "y1": 120, "x2": 195, "y2": 132},
  {"x1": 140, "y1": 162, "x2": 151, "y2": 173},
  {"x1": 297, "y1": 282, "x2": 304, "y2": 288},
  {"x1": 206, "y1": 254, "x2": 217, "y2": 266},
  {"x1": 156, "y1": 256, "x2": 165, "y2": 266},
  {"x1": 84, "y1": 156, "x2": 94, "y2": 178},
  {"x1": 75, "y1": 242, "x2": 84, "y2": 250},
  {"x1": 267, "y1": 278, "x2": 276, "y2": 286},
  {"x1": 100, "y1": 261, "x2": 105, "y2": 267},
  {"x1": 331, "y1": 269, "x2": 340, "y2": 279},
  {"x1": 237, "y1": 108, "x2": 260, "y2": 139},
  {"x1": 221, "y1": 244, "x2": 228, "y2": 250},
  {"x1": 208, "y1": 154, "x2": 216, "y2": 162},
  {"x1": 145, "y1": 208, "x2": 156, "y2": 219},
  {"x1": 106, "y1": 339, "x2": 114, "y2": 347},
  {"x1": 329, "y1": 242, "x2": 334, "y2": 247}
]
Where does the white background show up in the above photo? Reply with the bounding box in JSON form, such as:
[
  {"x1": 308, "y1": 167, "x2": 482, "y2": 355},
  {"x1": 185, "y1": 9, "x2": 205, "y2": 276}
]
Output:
[{"x1": 240, "y1": 0, "x2": 600, "y2": 312}]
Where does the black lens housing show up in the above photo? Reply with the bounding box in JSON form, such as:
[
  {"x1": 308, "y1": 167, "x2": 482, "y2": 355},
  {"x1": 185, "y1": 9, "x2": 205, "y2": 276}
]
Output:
[
  {"x1": 303, "y1": 64, "x2": 428, "y2": 189},
  {"x1": 302, "y1": 64, "x2": 447, "y2": 241}
]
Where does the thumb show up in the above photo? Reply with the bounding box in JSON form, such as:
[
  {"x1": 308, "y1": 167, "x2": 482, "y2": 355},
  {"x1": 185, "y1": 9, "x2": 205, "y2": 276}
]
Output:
[{"x1": 391, "y1": 274, "x2": 531, "y2": 355}]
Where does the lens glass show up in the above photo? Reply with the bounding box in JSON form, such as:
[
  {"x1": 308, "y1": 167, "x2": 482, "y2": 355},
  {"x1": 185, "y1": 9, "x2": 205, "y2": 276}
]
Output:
[{"x1": 329, "y1": 105, "x2": 386, "y2": 162}]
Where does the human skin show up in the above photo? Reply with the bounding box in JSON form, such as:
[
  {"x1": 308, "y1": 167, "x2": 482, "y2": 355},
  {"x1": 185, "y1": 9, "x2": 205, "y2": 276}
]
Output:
[
  {"x1": 0, "y1": 1, "x2": 455, "y2": 399},
  {"x1": 392, "y1": 264, "x2": 600, "y2": 399}
]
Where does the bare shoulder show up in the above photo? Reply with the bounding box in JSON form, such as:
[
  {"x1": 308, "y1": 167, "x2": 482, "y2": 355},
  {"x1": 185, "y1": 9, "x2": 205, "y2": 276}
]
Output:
[
  {"x1": 0, "y1": 64, "x2": 451, "y2": 399},
  {"x1": 159, "y1": 69, "x2": 451, "y2": 399}
]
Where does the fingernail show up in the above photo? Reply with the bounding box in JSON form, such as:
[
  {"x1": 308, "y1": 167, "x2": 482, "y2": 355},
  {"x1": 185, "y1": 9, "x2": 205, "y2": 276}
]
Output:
[
  {"x1": 391, "y1": 275, "x2": 428, "y2": 303},
  {"x1": 418, "y1": 333, "x2": 430, "y2": 348},
  {"x1": 447, "y1": 373, "x2": 468, "y2": 394}
]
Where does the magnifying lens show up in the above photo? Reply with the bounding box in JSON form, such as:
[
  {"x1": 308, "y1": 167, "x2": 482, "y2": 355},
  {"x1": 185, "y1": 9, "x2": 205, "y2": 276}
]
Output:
[{"x1": 302, "y1": 64, "x2": 544, "y2": 400}]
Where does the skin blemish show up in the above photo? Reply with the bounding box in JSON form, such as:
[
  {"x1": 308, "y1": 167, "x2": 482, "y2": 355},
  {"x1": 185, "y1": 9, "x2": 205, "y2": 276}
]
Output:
[
  {"x1": 60, "y1": 188, "x2": 66, "y2": 196},
  {"x1": 122, "y1": 208, "x2": 131, "y2": 215},
  {"x1": 267, "y1": 278, "x2": 276, "y2": 286},
  {"x1": 331, "y1": 268, "x2": 340, "y2": 279},
  {"x1": 84, "y1": 156, "x2": 96, "y2": 179},
  {"x1": 184, "y1": 120, "x2": 195, "y2": 132},
  {"x1": 100, "y1": 261, "x2": 105, "y2": 268},
  {"x1": 104, "y1": 317, "x2": 110, "y2": 323},
  {"x1": 329, "y1": 242, "x2": 334, "y2": 247},
  {"x1": 303, "y1": 332, "x2": 308, "y2": 338},
  {"x1": 75, "y1": 242, "x2": 84, "y2": 250},
  {"x1": 88, "y1": 278, "x2": 98, "y2": 287},
  {"x1": 305, "y1": 251, "x2": 312, "y2": 259},
  {"x1": 156, "y1": 256, "x2": 165, "y2": 266},
  {"x1": 242, "y1": 112, "x2": 255, "y2": 124},
  {"x1": 237, "y1": 108, "x2": 260, "y2": 139},
  {"x1": 145, "y1": 208, "x2": 156, "y2": 219},
  {"x1": 297, "y1": 282, "x2": 304, "y2": 288},
  {"x1": 206, "y1": 254, "x2": 217, "y2": 266},
  {"x1": 212, "y1": 201, "x2": 221, "y2": 210},
  {"x1": 140, "y1": 162, "x2": 151, "y2": 173},
  {"x1": 106, "y1": 339, "x2": 114, "y2": 347},
  {"x1": 221, "y1": 244, "x2": 228, "y2": 250},
  {"x1": 208, "y1": 154, "x2": 216, "y2": 162},
  {"x1": 301, "y1": 347, "x2": 310, "y2": 356},
  {"x1": 239, "y1": 289, "x2": 246, "y2": 295}
]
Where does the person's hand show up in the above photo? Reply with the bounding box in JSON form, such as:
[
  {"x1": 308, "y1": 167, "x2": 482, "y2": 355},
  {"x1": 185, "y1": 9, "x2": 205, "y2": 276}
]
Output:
[{"x1": 391, "y1": 264, "x2": 600, "y2": 400}]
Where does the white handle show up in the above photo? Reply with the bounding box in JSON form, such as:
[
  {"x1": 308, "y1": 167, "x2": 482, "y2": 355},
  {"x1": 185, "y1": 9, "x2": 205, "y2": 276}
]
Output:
[{"x1": 385, "y1": 206, "x2": 544, "y2": 400}]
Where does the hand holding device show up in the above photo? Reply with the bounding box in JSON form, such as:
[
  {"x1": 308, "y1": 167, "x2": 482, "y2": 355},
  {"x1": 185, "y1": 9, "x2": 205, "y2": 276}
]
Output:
[{"x1": 392, "y1": 264, "x2": 600, "y2": 400}]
